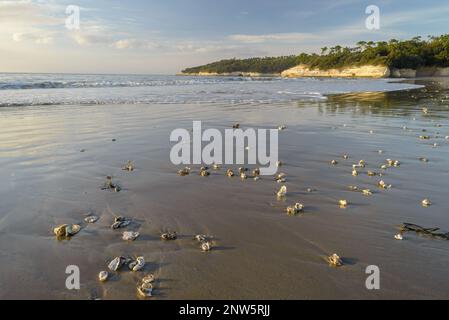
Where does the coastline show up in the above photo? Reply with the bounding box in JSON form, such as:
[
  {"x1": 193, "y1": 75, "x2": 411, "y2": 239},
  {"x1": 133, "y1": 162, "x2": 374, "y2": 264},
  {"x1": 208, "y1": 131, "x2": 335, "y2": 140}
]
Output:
[{"x1": 178, "y1": 65, "x2": 449, "y2": 79}]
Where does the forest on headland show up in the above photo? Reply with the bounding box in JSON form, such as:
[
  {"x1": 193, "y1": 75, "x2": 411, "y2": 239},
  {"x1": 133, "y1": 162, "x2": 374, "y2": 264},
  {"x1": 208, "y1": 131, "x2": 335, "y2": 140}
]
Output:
[{"x1": 182, "y1": 35, "x2": 449, "y2": 74}]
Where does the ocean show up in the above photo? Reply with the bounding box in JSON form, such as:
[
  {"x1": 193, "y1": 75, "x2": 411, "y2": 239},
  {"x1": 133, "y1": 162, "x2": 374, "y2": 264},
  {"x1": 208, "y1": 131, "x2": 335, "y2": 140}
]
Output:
[{"x1": 0, "y1": 73, "x2": 421, "y2": 107}]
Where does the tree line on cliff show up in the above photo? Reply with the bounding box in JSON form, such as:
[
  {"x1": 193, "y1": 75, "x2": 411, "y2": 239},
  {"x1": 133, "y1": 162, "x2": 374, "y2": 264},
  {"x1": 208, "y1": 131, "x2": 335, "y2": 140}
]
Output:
[{"x1": 182, "y1": 35, "x2": 449, "y2": 74}]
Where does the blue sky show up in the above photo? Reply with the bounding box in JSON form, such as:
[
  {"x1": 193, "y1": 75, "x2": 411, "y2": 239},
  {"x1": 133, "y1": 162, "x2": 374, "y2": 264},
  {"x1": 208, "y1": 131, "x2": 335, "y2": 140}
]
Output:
[{"x1": 1, "y1": 0, "x2": 449, "y2": 74}]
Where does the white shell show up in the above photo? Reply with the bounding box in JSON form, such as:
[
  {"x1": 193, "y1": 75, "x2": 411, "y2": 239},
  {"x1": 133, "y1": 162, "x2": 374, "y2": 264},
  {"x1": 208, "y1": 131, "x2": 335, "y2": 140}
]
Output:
[
  {"x1": 129, "y1": 256, "x2": 145, "y2": 272},
  {"x1": 84, "y1": 215, "x2": 99, "y2": 223},
  {"x1": 339, "y1": 200, "x2": 348, "y2": 208},
  {"x1": 277, "y1": 185, "x2": 287, "y2": 198},
  {"x1": 108, "y1": 256, "x2": 126, "y2": 271},
  {"x1": 98, "y1": 271, "x2": 109, "y2": 282},
  {"x1": 328, "y1": 253, "x2": 343, "y2": 267},
  {"x1": 362, "y1": 189, "x2": 372, "y2": 196},
  {"x1": 394, "y1": 234, "x2": 403, "y2": 240},
  {"x1": 122, "y1": 231, "x2": 140, "y2": 241},
  {"x1": 142, "y1": 274, "x2": 155, "y2": 284},
  {"x1": 201, "y1": 242, "x2": 212, "y2": 252},
  {"x1": 137, "y1": 282, "x2": 153, "y2": 297}
]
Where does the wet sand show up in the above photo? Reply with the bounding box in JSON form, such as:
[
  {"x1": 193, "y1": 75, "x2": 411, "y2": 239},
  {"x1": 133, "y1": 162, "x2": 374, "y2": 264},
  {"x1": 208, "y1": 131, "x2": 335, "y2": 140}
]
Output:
[{"x1": 0, "y1": 79, "x2": 449, "y2": 299}]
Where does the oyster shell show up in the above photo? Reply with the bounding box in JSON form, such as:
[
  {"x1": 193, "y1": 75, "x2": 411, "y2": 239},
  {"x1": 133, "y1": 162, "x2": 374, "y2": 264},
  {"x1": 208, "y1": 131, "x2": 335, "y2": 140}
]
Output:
[
  {"x1": 238, "y1": 167, "x2": 248, "y2": 174},
  {"x1": 278, "y1": 125, "x2": 287, "y2": 131},
  {"x1": 277, "y1": 185, "x2": 287, "y2": 198},
  {"x1": 378, "y1": 180, "x2": 391, "y2": 189},
  {"x1": 66, "y1": 224, "x2": 81, "y2": 236},
  {"x1": 102, "y1": 176, "x2": 121, "y2": 192},
  {"x1": 422, "y1": 199, "x2": 432, "y2": 207},
  {"x1": 362, "y1": 189, "x2": 372, "y2": 196},
  {"x1": 194, "y1": 234, "x2": 207, "y2": 242},
  {"x1": 177, "y1": 167, "x2": 190, "y2": 176},
  {"x1": 108, "y1": 256, "x2": 127, "y2": 271},
  {"x1": 201, "y1": 241, "x2": 212, "y2": 252},
  {"x1": 330, "y1": 160, "x2": 338, "y2": 165},
  {"x1": 161, "y1": 231, "x2": 177, "y2": 240},
  {"x1": 129, "y1": 256, "x2": 145, "y2": 272},
  {"x1": 98, "y1": 271, "x2": 109, "y2": 282},
  {"x1": 200, "y1": 169, "x2": 210, "y2": 177},
  {"x1": 122, "y1": 231, "x2": 140, "y2": 241},
  {"x1": 252, "y1": 168, "x2": 260, "y2": 176},
  {"x1": 111, "y1": 216, "x2": 131, "y2": 229},
  {"x1": 122, "y1": 160, "x2": 134, "y2": 172},
  {"x1": 142, "y1": 274, "x2": 155, "y2": 284},
  {"x1": 53, "y1": 224, "x2": 68, "y2": 237},
  {"x1": 226, "y1": 169, "x2": 235, "y2": 177},
  {"x1": 84, "y1": 215, "x2": 99, "y2": 223},
  {"x1": 339, "y1": 200, "x2": 348, "y2": 208},
  {"x1": 53, "y1": 224, "x2": 81, "y2": 238},
  {"x1": 275, "y1": 172, "x2": 286, "y2": 182},
  {"x1": 286, "y1": 203, "x2": 304, "y2": 215},
  {"x1": 137, "y1": 282, "x2": 153, "y2": 298},
  {"x1": 394, "y1": 234, "x2": 403, "y2": 240},
  {"x1": 327, "y1": 253, "x2": 343, "y2": 267}
]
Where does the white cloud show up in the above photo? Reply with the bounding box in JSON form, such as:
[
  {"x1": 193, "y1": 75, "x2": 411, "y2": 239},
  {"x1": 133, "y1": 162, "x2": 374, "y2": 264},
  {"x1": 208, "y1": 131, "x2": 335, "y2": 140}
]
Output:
[
  {"x1": 228, "y1": 32, "x2": 319, "y2": 43},
  {"x1": 71, "y1": 32, "x2": 113, "y2": 46},
  {"x1": 113, "y1": 39, "x2": 160, "y2": 50},
  {"x1": 12, "y1": 32, "x2": 53, "y2": 44},
  {"x1": 0, "y1": 0, "x2": 62, "y2": 27}
]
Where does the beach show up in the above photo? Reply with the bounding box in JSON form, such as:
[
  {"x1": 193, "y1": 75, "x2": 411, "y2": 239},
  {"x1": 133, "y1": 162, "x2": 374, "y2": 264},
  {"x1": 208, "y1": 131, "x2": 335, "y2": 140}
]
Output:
[{"x1": 0, "y1": 77, "x2": 448, "y2": 299}]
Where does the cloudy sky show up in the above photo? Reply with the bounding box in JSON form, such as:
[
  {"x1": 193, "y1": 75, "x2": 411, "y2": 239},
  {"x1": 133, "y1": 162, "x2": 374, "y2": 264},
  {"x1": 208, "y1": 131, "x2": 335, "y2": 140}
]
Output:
[{"x1": 1, "y1": 0, "x2": 448, "y2": 74}]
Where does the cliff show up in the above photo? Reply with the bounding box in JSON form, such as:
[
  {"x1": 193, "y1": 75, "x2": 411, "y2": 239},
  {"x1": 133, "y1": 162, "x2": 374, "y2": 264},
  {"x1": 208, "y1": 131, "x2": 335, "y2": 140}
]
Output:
[
  {"x1": 280, "y1": 64, "x2": 390, "y2": 78},
  {"x1": 179, "y1": 65, "x2": 449, "y2": 79}
]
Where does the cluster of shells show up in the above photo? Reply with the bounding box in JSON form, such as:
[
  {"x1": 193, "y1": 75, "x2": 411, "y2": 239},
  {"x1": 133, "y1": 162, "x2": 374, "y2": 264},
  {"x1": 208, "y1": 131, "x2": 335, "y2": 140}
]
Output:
[
  {"x1": 52, "y1": 160, "x2": 217, "y2": 299},
  {"x1": 53, "y1": 112, "x2": 446, "y2": 298}
]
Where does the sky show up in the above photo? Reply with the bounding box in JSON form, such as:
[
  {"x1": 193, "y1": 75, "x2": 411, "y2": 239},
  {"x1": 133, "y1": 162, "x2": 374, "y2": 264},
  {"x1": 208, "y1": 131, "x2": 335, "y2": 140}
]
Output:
[{"x1": 1, "y1": 0, "x2": 449, "y2": 74}]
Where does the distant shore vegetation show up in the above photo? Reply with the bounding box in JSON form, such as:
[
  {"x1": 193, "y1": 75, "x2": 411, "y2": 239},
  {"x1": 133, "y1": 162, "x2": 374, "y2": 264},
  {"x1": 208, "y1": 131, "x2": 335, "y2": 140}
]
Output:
[{"x1": 182, "y1": 35, "x2": 449, "y2": 74}]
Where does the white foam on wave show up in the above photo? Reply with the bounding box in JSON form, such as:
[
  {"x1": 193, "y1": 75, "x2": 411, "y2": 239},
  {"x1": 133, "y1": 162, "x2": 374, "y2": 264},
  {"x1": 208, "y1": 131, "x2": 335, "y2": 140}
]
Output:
[{"x1": 0, "y1": 73, "x2": 421, "y2": 107}]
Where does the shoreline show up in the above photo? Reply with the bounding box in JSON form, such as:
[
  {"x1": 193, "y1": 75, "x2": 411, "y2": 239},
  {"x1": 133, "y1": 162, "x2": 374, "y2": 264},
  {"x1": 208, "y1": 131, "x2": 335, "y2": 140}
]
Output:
[{"x1": 178, "y1": 66, "x2": 449, "y2": 79}]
